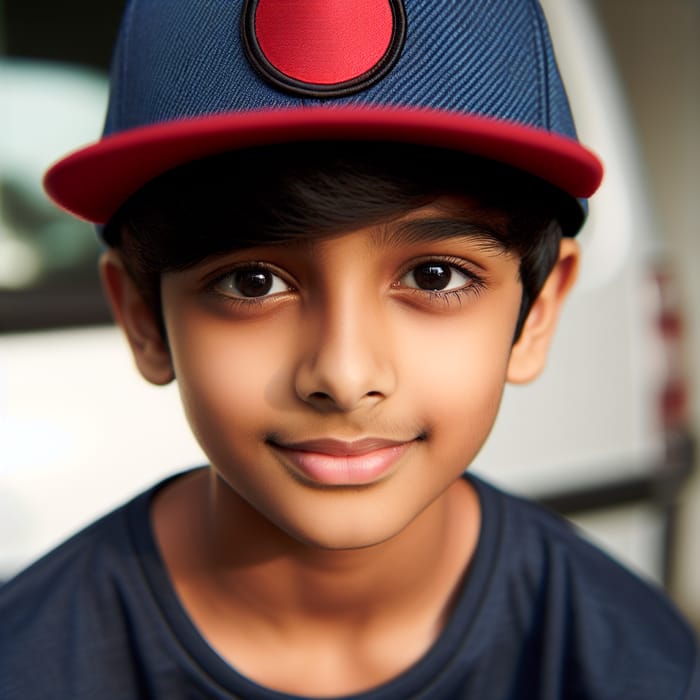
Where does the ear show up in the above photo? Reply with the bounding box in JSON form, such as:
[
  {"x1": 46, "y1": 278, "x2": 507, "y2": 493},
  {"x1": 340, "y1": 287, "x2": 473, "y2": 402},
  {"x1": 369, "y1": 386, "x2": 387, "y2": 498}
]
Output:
[
  {"x1": 507, "y1": 237, "x2": 580, "y2": 384},
  {"x1": 99, "y1": 250, "x2": 175, "y2": 385}
]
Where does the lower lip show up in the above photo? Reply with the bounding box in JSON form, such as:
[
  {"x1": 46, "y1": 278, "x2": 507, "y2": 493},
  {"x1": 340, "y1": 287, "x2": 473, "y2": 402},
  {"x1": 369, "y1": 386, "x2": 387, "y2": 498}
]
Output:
[{"x1": 274, "y1": 443, "x2": 413, "y2": 486}]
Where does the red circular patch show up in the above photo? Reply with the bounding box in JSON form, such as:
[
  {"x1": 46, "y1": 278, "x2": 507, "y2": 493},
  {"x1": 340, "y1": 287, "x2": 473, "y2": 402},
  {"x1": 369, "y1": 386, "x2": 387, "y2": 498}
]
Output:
[{"x1": 253, "y1": 0, "x2": 395, "y2": 85}]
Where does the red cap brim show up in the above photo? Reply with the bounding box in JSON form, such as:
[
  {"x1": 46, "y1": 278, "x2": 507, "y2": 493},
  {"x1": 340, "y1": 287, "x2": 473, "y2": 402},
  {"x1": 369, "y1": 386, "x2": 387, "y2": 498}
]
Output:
[{"x1": 44, "y1": 106, "x2": 603, "y2": 225}]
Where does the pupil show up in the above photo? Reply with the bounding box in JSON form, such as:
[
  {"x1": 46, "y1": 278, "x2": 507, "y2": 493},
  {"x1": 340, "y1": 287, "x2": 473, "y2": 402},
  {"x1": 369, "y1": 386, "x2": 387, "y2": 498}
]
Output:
[
  {"x1": 414, "y1": 264, "x2": 450, "y2": 290},
  {"x1": 235, "y1": 269, "x2": 273, "y2": 297}
]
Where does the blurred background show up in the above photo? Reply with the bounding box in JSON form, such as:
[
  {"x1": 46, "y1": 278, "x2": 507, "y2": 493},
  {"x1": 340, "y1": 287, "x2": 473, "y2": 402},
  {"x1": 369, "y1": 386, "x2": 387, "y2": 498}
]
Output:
[
  {"x1": 1, "y1": 0, "x2": 698, "y2": 631},
  {"x1": 590, "y1": 0, "x2": 700, "y2": 628}
]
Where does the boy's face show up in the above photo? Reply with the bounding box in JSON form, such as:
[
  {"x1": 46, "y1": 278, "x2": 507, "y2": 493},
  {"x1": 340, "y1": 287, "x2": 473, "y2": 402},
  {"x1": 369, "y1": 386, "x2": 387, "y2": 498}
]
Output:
[{"x1": 105, "y1": 196, "x2": 577, "y2": 551}]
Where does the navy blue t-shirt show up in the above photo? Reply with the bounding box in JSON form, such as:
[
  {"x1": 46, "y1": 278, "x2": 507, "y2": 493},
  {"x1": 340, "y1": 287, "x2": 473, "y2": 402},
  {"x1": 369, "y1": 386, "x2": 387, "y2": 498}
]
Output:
[{"x1": 1, "y1": 470, "x2": 698, "y2": 699}]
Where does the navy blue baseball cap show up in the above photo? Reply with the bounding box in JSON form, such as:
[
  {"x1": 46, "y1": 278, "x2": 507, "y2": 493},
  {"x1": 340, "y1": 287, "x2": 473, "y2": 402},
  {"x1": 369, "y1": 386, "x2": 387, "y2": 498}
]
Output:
[{"x1": 44, "y1": 0, "x2": 603, "y2": 233}]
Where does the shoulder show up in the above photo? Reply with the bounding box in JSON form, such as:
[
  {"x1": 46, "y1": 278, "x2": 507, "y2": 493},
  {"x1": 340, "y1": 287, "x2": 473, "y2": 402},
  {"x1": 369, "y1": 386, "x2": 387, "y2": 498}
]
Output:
[
  {"x1": 1, "y1": 475, "x2": 158, "y2": 587},
  {"x1": 1, "y1": 495, "x2": 135, "y2": 607},
  {"x1": 472, "y1": 473, "x2": 667, "y2": 596},
  {"x1": 0, "y1": 482, "x2": 158, "y2": 699},
  {"x1": 468, "y1": 475, "x2": 700, "y2": 699}
]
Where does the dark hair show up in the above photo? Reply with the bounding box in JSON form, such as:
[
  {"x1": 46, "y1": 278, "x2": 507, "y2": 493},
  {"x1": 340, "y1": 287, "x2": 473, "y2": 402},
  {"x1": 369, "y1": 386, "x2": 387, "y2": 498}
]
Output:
[{"x1": 104, "y1": 142, "x2": 574, "y2": 341}]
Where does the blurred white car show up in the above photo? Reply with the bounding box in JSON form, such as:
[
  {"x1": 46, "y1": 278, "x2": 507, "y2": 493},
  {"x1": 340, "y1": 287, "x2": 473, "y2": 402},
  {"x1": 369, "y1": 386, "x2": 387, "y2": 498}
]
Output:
[{"x1": 0, "y1": 0, "x2": 693, "y2": 583}]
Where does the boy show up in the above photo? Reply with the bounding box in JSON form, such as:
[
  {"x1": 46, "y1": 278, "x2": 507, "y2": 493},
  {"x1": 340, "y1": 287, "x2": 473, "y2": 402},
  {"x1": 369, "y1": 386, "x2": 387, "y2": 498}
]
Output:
[{"x1": 1, "y1": 0, "x2": 698, "y2": 698}]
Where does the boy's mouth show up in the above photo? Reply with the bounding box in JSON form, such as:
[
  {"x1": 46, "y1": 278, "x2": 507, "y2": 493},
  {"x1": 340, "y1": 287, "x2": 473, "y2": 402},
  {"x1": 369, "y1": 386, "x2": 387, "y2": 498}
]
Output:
[{"x1": 267, "y1": 436, "x2": 419, "y2": 486}]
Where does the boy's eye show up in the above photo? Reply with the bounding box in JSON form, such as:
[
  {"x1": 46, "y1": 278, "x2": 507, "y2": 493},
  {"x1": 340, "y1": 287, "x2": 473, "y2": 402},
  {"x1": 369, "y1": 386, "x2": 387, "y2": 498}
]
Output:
[
  {"x1": 215, "y1": 266, "x2": 289, "y2": 298},
  {"x1": 400, "y1": 262, "x2": 471, "y2": 292}
]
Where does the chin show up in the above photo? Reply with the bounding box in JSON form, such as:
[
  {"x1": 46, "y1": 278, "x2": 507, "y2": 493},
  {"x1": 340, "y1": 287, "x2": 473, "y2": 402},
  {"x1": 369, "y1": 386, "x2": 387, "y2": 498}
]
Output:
[
  {"x1": 302, "y1": 530, "x2": 397, "y2": 552},
  {"x1": 277, "y1": 502, "x2": 422, "y2": 552}
]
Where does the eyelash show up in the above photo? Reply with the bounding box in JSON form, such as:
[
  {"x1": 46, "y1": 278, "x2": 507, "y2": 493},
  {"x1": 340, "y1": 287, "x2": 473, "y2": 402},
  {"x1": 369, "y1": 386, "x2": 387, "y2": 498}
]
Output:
[
  {"x1": 207, "y1": 263, "x2": 295, "y2": 309},
  {"x1": 396, "y1": 256, "x2": 487, "y2": 306},
  {"x1": 206, "y1": 257, "x2": 486, "y2": 309}
]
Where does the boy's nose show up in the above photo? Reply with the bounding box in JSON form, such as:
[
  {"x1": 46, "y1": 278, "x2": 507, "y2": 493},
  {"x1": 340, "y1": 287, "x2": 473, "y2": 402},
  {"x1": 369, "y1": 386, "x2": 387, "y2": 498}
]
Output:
[{"x1": 294, "y1": 294, "x2": 397, "y2": 413}]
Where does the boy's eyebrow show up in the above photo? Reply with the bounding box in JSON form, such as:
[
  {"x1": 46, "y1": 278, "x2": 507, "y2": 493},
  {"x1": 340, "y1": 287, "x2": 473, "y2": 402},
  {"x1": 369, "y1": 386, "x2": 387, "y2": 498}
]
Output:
[{"x1": 372, "y1": 216, "x2": 511, "y2": 254}]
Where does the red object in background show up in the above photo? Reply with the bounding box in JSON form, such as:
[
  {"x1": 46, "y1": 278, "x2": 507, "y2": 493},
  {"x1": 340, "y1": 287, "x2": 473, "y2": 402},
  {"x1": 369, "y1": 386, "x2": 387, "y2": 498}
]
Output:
[{"x1": 653, "y1": 264, "x2": 690, "y2": 433}]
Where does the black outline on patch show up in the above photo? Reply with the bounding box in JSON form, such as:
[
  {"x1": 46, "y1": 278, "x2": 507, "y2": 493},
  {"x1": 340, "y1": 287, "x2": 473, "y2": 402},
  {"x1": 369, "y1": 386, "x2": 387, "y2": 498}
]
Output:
[{"x1": 241, "y1": 0, "x2": 406, "y2": 98}]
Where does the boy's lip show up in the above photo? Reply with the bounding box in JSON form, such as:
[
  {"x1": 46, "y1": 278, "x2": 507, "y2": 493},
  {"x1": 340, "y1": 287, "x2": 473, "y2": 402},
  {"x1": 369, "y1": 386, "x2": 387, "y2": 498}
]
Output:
[
  {"x1": 268, "y1": 437, "x2": 418, "y2": 486},
  {"x1": 272, "y1": 437, "x2": 412, "y2": 456}
]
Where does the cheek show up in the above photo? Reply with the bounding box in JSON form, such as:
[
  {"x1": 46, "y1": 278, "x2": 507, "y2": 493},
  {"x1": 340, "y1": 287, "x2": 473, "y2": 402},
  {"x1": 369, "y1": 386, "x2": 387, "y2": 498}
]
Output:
[
  {"x1": 397, "y1": 305, "x2": 516, "y2": 447},
  {"x1": 167, "y1": 314, "x2": 293, "y2": 449}
]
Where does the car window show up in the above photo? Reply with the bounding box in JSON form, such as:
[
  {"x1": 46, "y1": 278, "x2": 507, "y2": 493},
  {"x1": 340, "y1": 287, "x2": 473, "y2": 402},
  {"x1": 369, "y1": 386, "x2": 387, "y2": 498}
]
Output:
[
  {"x1": 1, "y1": 1, "x2": 123, "y2": 333},
  {"x1": 0, "y1": 60, "x2": 111, "y2": 332}
]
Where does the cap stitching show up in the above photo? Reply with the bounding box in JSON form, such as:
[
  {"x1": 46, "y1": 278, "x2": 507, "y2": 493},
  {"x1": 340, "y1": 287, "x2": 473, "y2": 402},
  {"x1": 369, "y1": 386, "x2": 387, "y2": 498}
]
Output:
[
  {"x1": 117, "y1": 0, "x2": 138, "y2": 131},
  {"x1": 528, "y1": 0, "x2": 550, "y2": 132}
]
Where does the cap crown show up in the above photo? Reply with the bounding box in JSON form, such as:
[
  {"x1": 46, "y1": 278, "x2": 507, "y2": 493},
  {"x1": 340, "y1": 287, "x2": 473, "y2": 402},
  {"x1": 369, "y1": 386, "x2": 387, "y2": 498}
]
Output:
[
  {"x1": 44, "y1": 0, "x2": 602, "y2": 228},
  {"x1": 105, "y1": 0, "x2": 577, "y2": 142}
]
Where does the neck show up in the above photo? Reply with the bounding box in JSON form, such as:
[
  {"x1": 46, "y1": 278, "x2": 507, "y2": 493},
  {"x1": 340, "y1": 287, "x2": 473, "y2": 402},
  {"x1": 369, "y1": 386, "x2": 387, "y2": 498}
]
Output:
[
  {"x1": 152, "y1": 467, "x2": 480, "y2": 692},
  {"x1": 209, "y1": 472, "x2": 475, "y2": 623}
]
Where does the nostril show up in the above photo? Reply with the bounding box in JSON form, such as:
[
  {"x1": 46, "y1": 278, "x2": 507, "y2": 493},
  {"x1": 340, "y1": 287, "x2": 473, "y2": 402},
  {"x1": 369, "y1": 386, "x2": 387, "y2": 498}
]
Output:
[
  {"x1": 304, "y1": 388, "x2": 384, "y2": 411},
  {"x1": 308, "y1": 391, "x2": 333, "y2": 401}
]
